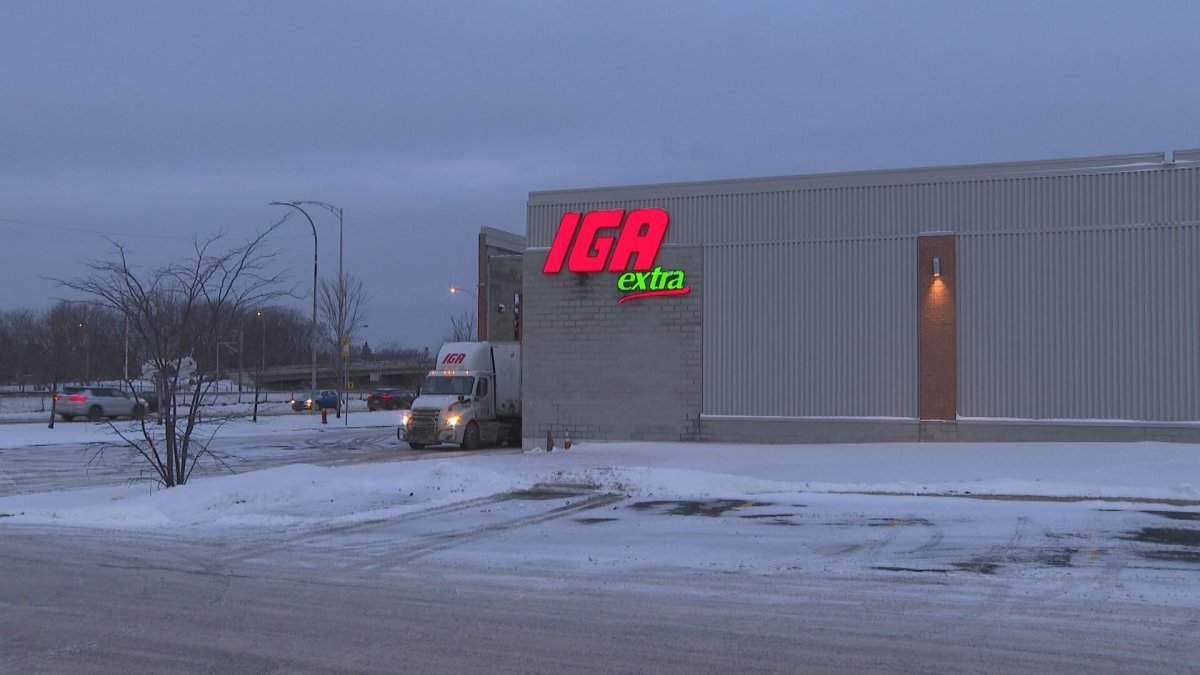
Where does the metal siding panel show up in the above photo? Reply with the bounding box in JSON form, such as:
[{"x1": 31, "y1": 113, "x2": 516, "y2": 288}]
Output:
[
  {"x1": 529, "y1": 166, "x2": 1200, "y2": 247},
  {"x1": 703, "y1": 238, "x2": 917, "y2": 418},
  {"x1": 959, "y1": 224, "x2": 1200, "y2": 421},
  {"x1": 528, "y1": 161, "x2": 1200, "y2": 424}
]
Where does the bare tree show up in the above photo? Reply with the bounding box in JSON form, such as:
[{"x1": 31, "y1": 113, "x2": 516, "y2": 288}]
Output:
[
  {"x1": 318, "y1": 272, "x2": 369, "y2": 415},
  {"x1": 318, "y1": 272, "x2": 369, "y2": 360},
  {"x1": 0, "y1": 310, "x2": 17, "y2": 386},
  {"x1": 444, "y1": 312, "x2": 476, "y2": 343},
  {"x1": 55, "y1": 224, "x2": 287, "y2": 487},
  {"x1": 374, "y1": 343, "x2": 432, "y2": 362},
  {"x1": 18, "y1": 302, "x2": 82, "y2": 428}
]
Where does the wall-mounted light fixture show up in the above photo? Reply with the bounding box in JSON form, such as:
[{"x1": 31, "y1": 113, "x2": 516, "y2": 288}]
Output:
[{"x1": 932, "y1": 257, "x2": 941, "y2": 278}]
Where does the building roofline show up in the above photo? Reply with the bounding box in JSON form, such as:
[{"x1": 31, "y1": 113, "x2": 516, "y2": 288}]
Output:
[
  {"x1": 479, "y1": 226, "x2": 526, "y2": 253},
  {"x1": 528, "y1": 149, "x2": 1199, "y2": 205}
]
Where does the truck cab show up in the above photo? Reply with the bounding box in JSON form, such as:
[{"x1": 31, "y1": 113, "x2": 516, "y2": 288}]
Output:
[{"x1": 399, "y1": 341, "x2": 520, "y2": 449}]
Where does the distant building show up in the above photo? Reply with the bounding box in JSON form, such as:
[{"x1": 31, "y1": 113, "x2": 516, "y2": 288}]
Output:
[
  {"x1": 141, "y1": 357, "x2": 198, "y2": 385},
  {"x1": 478, "y1": 226, "x2": 525, "y2": 342}
]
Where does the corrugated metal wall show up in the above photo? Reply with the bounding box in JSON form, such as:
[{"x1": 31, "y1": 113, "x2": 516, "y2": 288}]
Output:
[
  {"x1": 958, "y1": 223, "x2": 1200, "y2": 421},
  {"x1": 527, "y1": 157, "x2": 1200, "y2": 423},
  {"x1": 528, "y1": 164, "x2": 1200, "y2": 246},
  {"x1": 703, "y1": 237, "x2": 917, "y2": 417}
]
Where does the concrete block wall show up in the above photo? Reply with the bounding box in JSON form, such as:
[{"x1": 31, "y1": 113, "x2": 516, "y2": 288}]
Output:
[{"x1": 522, "y1": 246, "x2": 703, "y2": 447}]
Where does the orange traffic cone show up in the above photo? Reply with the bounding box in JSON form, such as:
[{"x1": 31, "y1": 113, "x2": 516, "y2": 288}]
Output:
[
  {"x1": 546, "y1": 430, "x2": 555, "y2": 452},
  {"x1": 564, "y1": 431, "x2": 572, "y2": 450}
]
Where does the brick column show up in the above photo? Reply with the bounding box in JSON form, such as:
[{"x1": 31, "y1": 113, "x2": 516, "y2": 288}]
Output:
[{"x1": 918, "y1": 234, "x2": 957, "y2": 421}]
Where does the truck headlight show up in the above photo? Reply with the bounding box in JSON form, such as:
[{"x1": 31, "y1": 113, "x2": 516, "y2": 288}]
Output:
[
  {"x1": 400, "y1": 412, "x2": 411, "y2": 427},
  {"x1": 446, "y1": 415, "x2": 461, "y2": 428}
]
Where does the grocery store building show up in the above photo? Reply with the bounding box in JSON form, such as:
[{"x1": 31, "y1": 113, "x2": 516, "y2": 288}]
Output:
[{"x1": 518, "y1": 150, "x2": 1200, "y2": 446}]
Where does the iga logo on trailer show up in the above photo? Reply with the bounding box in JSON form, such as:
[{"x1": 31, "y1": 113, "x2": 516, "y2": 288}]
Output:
[
  {"x1": 542, "y1": 208, "x2": 690, "y2": 304},
  {"x1": 442, "y1": 353, "x2": 467, "y2": 365}
]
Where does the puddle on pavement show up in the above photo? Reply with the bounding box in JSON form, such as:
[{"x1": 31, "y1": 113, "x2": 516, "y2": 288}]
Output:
[
  {"x1": 874, "y1": 566, "x2": 947, "y2": 574},
  {"x1": 503, "y1": 489, "x2": 588, "y2": 501},
  {"x1": 576, "y1": 517, "x2": 618, "y2": 525},
  {"x1": 867, "y1": 517, "x2": 934, "y2": 527},
  {"x1": 629, "y1": 499, "x2": 769, "y2": 517},
  {"x1": 1141, "y1": 510, "x2": 1200, "y2": 521},
  {"x1": 951, "y1": 560, "x2": 1000, "y2": 575},
  {"x1": 743, "y1": 517, "x2": 802, "y2": 526},
  {"x1": 1123, "y1": 527, "x2": 1200, "y2": 547},
  {"x1": 1038, "y1": 548, "x2": 1078, "y2": 567},
  {"x1": 1140, "y1": 550, "x2": 1200, "y2": 564}
]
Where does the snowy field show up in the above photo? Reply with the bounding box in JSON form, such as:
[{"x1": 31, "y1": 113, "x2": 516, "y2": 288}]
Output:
[
  {"x1": 0, "y1": 383, "x2": 373, "y2": 422},
  {"x1": 3, "y1": 416, "x2": 1199, "y2": 672},
  {"x1": 2, "y1": 412, "x2": 1199, "y2": 576},
  {"x1": 2, "y1": 402, "x2": 1199, "y2": 526}
]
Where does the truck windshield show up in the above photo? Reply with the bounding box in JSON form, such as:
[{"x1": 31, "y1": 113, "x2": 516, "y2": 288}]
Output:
[{"x1": 421, "y1": 376, "x2": 475, "y2": 396}]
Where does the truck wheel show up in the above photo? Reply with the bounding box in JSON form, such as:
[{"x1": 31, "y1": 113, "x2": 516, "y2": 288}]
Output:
[
  {"x1": 88, "y1": 406, "x2": 103, "y2": 422},
  {"x1": 461, "y1": 422, "x2": 480, "y2": 450}
]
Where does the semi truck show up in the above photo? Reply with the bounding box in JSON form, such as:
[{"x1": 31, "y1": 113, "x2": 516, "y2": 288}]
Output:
[{"x1": 398, "y1": 341, "x2": 521, "y2": 449}]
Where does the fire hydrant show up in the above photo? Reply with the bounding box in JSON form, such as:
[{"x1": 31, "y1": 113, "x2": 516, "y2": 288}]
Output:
[{"x1": 321, "y1": 408, "x2": 328, "y2": 425}]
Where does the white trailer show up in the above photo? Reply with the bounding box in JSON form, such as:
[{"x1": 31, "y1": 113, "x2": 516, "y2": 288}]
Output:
[{"x1": 398, "y1": 341, "x2": 521, "y2": 449}]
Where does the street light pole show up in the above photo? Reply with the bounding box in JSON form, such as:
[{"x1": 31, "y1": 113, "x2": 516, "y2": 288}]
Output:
[
  {"x1": 78, "y1": 320, "x2": 89, "y2": 385},
  {"x1": 270, "y1": 201, "x2": 319, "y2": 416},
  {"x1": 253, "y1": 310, "x2": 265, "y2": 423},
  {"x1": 123, "y1": 315, "x2": 129, "y2": 386},
  {"x1": 297, "y1": 201, "x2": 346, "y2": 422},
  {"x1": 449, "y1": 285, "x2": 478, "y2": 341}
]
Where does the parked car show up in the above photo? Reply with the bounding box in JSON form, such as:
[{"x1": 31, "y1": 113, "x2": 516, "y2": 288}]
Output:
[
  {"x1": 367, "y1": 387, "x2": 415, "y2": 411},
  {"x1": 137, "y1": 390, "x2": 160, "y2": 413},
  {"x1": 290, "y1": 389, "x2": 340, "y2": 412},
  {"x1": 54, "y1": 386, "x2": 147, "y2": 422}
]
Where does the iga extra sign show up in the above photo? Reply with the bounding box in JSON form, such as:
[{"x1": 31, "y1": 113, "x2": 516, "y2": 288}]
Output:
[{"x1": 542, "y1": 208, "x2": 691, "y2": 304}]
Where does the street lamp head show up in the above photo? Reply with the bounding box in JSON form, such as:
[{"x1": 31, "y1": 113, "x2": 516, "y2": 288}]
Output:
[{"x1": 449, "y1": 285, "x2": 477, "y2": 299}]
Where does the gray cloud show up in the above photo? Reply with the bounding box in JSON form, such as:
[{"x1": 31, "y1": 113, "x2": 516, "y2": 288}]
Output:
[{"x1": 2, "y1": 0, "x2": 1198, "y2": 349}]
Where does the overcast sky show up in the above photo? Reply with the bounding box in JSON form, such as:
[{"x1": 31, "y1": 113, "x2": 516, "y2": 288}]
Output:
[{"x1": 2, "y1": 0, "x2": 1197, "y2": 351}]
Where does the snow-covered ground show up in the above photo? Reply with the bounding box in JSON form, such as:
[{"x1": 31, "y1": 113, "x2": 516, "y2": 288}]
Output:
[
  {"x1": 2, "y1": 408, "x2": 1198, "y2": 531},
  {"x1": 3, "y1": 414, "x2": 1199, "y2": 667}
]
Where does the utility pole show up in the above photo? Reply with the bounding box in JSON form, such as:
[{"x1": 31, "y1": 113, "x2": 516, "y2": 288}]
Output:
[
  {"x1": 296, "y1": 201, "x2": 345, "y2": 423},
  {"x1": 270, "y1": 202, "x2": 319, "y2": 417},
  {"x1": 253, "y1": 310, "x2": 265, "y2": 423},
  {"x1": 238, "y1": 324, "x2": 244, "y2": 404},
  {"x1": 123, "y1": 315, "x2": 129, "y2": 387}
]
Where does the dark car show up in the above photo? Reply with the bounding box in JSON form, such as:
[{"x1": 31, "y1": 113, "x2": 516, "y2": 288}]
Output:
[
  {"x1": 137, "y1": 390, "x2": 160, "y2": 413},
  {"x1": 290, "y1": 389, "x2": 340, "y2": 412},
  {"x1": 367, "y1": 387, "x2": 414, "y2": 411}
]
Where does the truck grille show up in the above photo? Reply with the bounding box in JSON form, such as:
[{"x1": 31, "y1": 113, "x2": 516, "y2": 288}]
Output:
[{"x1": 408, "y1": 409, "x2": 440, "y2": 443}]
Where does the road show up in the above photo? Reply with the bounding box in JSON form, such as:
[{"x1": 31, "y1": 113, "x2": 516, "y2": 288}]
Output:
[
  {"x1": 3, "y1": 489, "x2": 1199, "y2": 673},
  {"x1": 1, "y1": 424, "x2": 1198, "y2": 673}
]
